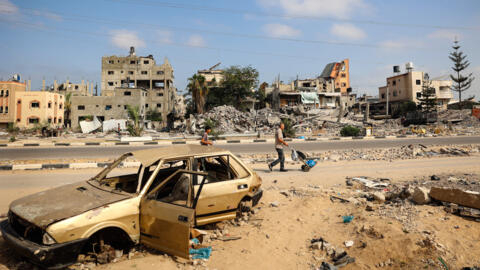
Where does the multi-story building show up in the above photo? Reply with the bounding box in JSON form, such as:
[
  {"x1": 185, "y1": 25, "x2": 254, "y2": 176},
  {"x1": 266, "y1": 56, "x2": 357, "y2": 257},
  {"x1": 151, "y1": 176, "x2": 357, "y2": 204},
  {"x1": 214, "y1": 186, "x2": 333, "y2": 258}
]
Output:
[
  {"x1": 319, "y1": 59, "x2": 351, "y2": 94},
  {"x1": 100, "y1": 47, "x2": 176, "y2": 117},
  {"x1": 70, "y1": 87, "x2": 147, "y2": 125},
  {"x1": 378, "y1": 64, "x2": 453, "y2": 110},
  {"x1": 69, "y1": 47, "x2": 180, "y2": 129},
  {"x1": 0, "y1": 80, "x2": 64, "y2": 129},
  {"x1": 270, "y1": 59, "x2": 355, "y2": 110}
]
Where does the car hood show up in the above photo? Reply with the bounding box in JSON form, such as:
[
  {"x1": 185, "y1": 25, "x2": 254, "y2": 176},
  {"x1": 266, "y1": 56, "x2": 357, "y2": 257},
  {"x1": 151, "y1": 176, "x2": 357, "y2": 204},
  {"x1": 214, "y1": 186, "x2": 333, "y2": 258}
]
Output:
[{"x1": 10, "y1": 181, "x2": 130, "y2": 229}]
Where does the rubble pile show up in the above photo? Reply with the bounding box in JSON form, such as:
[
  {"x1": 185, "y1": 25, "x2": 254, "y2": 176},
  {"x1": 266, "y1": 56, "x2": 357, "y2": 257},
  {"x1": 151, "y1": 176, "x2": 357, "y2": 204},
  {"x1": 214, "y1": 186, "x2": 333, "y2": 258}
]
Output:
[
  {"x1": 241, "y1": 144, "x2": 480, "y2": 164},
  {"x1": 342, "y1": 173, "x2": 480, "y2": 232},
  {"x1": 438, "y1": 109, "x2": 480, "y2": 127},
  {"x1": 183, "y1": 105, "x2": 361, "y2": 135}
]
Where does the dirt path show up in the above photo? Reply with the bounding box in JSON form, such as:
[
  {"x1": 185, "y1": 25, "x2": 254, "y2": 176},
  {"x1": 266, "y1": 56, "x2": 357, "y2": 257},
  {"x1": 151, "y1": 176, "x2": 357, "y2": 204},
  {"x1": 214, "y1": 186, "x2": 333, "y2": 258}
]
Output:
[{"x1": 0, "y1": 156, "x2": 480, "y2": 269}]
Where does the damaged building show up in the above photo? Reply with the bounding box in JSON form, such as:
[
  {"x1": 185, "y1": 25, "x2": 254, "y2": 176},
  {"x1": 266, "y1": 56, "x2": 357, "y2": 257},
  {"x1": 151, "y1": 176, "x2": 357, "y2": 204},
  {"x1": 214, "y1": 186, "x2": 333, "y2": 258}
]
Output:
[
  {"x1": 271, "y1": 59, "x2": 356, "y2": 111},
  {"x1": 378, "y1": 63, "x2": 453, "y2": 113},
  {"x1": 70, "y1": 47, "x2": 182, "y2": 130}
]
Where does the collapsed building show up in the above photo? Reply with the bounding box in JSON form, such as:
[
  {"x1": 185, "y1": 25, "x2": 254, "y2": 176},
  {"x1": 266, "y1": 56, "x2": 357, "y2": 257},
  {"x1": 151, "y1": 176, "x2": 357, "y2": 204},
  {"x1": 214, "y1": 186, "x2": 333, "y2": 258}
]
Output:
[
  {"x1": 270, "y1": 59, "x2": 356, "y2": 111},
  {"x1": 70, "y1": 47, "x2": 184, "y2": 130}
]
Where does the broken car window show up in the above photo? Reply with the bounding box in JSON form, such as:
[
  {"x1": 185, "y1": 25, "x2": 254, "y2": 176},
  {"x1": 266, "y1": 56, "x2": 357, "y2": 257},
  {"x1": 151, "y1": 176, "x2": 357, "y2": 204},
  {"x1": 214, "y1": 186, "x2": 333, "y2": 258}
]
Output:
[
  {"x1": 155, "y1": 172, "x2": 192, "y2": 207},
  {"x1": 193, "y1": 155, "x2": 235, "y2": 184},
  {"x1": 89, "y1": 154, "x2": 141, "y2": 194},
  {"x1": 145, "y1": 159, "x2": 189, "y2": 194}
]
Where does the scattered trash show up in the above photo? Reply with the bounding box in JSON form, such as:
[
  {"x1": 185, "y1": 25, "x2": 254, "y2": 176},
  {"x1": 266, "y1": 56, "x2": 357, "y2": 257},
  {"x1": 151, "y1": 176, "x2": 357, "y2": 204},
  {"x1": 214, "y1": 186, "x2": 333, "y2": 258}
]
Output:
[
  {"x1": 218, "y1": 236, "x2": 242, "y2": 241},
  {"x1": 344, "y1": 240, "x2": 354, "y2": 248},
  {"x1": 438, "y1": 256, "x2": 449, "y2": 270},
  {"x1": 342, "y1": 215, "x2": 354, "y2": 223},
  {"x1": 318, "y1": 261, "x2": 338, "y2": 270},
  {"x1": 189, "y1": 246, "x2": 212, "y2": 260}
]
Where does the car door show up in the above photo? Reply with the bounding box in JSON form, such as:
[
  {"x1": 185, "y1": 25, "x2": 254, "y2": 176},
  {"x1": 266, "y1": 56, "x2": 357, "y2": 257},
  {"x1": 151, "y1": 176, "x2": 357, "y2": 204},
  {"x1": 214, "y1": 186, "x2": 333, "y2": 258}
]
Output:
[
  {"x1": 193, "y1": 155, "x2": 252, "y2": 225},
  {"x1": 139, "y1": 170, "x2": 207, "y2": 258}
]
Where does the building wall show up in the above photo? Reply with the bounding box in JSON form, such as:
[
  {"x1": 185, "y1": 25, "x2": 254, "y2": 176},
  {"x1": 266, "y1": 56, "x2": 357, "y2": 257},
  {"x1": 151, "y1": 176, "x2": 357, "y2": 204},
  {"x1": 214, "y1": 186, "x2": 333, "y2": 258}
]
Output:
[
  {"x1": 100, "y1": 49, "x2": 177, "y2": 124},
  {"x1": 198, "y1": 70, "x2": 224, "y2": 86},
  {"x1": 70, "y1": 88, "x2": 147, "y2": 129},
  {"x1": 12, "y1": 91, "x2": 64, "y2": 129},
  {"x1": 0, "y1": 81, "x2": 26, "y2": 127},
  {"x1": 378, "y1": 71, "x2": 452, "y2": 108},
  {"x1": 333, "y1": 59, "x2": 350, "y2": 94}
]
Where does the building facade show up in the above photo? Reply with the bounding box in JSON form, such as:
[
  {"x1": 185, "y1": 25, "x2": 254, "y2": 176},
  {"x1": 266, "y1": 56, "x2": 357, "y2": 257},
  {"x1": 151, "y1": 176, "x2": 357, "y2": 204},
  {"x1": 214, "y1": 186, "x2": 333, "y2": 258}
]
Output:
[
  {"x1": 197, "y1": 63, "x2": 224, "y2": 87},
  {"x1": 378, "y1": 69, "x2": 453, "y2": 110},
  {"x1": 0, "y1": 81, "x2": 64, "y2": 129},
  {"x1": 98, "y1": 47, "x2": 177, "y2": 122},
  {"x1": 70, "y1": 88, "x2": 147, "y2": 127},
  {"x1": 69, "y1": 47, "x2": 180, "y2": 129},
  {"x1": 270, "y1": 59, "x2": 354, "y2": 110}
]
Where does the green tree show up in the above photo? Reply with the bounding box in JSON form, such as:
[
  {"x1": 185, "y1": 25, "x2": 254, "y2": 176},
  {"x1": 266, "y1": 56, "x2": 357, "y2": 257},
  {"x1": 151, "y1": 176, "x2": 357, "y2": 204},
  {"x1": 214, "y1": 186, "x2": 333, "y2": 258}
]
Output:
[
  {"x1": 187, "y1": 74, "x2": 208, "y2": 114},
  {"x1": 449, "y1": 39, "x2": 475, "y2": 109},
  {"x1": 255, "y1": 82, "x2": 268, "y2": 109},
  {"x1": 126, "y1": 105, "x2": 143, "y2": 136},
  {"x1": 281, "y1": 118, "x2": 295, "y2": 137},
  {"x1": 418, "y1": 73, "x2": 437, "y2": 112},
  {"x1": 207, "y1": 65, "x2": 259, "y2": 111},
  {"x1": 64, "y1": 92, "x2": 72, "y2": 128}
]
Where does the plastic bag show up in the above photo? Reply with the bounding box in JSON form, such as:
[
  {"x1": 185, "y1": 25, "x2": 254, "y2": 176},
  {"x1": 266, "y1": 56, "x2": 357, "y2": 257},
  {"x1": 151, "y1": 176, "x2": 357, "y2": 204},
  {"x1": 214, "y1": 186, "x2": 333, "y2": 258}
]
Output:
[{"x1": 291, "y1": 149, "x2": 298, "y2": 161}]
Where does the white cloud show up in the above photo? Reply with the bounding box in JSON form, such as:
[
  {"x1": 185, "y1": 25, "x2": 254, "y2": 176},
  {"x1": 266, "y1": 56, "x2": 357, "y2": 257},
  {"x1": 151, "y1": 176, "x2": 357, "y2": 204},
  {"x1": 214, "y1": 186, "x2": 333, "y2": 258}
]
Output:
[
  {"x1": 258, "y1": 0, "x2": 369, "y2": 19},
  {"x1": 263, "y1": 23, "x2": 301, "y2": 38},
  {"x1": 428, "y1": 30, "x2": 461, "y2": 41},
  {"x1": 330, "y1": 23, "x2": 366, "y2": 40},
  {"x1": 110, "y1": 30, "x2": 145, "y2": 50},
  {"x1": 0, "y1": 0, "x2": 18, "y2": 14},
  {"x1": 187, "y1": 34, "x2": 206, "y2": 47},
  {"x1": 157, "y1": 30, "x2": 173, "y2": 44},
  {"x1": 378, "y1": 39, "x2": 424, "y2": 51},
  {"x1": 32, "y1": 10, "x2": 63, "y2": 21}
]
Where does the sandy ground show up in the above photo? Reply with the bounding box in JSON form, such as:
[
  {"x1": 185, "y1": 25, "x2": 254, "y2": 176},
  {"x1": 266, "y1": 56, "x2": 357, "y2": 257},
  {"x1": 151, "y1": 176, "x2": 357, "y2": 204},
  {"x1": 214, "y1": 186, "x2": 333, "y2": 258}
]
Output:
[{"x1": 0, "y1": 156, "x2": 480, "y2": 269}]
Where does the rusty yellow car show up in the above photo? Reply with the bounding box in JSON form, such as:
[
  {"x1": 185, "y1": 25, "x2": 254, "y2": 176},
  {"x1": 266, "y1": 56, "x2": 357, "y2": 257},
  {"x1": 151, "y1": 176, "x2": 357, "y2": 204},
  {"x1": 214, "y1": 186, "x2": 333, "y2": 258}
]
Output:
[{"x1": 0, "y1": 145, "x2": 262, "y2": 269}]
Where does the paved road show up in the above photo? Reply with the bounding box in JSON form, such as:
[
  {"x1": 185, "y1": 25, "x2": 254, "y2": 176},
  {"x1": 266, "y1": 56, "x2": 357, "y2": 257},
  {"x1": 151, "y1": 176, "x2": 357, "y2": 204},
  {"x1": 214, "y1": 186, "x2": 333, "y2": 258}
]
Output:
[{"x1": 1, "y1": 136, "x2": 479, "y2": 161}]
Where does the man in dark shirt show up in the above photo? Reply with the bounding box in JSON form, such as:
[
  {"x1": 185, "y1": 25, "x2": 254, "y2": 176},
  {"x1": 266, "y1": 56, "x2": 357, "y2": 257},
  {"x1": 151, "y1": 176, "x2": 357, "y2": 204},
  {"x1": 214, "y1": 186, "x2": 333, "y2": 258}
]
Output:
[{"x1": 201, "y1": 126, "x2": 213, "y2": 146}]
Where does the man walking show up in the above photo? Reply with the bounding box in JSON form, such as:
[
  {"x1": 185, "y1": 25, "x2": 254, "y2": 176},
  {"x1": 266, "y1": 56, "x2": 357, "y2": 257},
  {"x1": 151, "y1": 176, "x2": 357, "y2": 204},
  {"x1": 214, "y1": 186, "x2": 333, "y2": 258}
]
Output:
[{"x1": 268, "y1": 122, "x2": 288, "y2": 172}]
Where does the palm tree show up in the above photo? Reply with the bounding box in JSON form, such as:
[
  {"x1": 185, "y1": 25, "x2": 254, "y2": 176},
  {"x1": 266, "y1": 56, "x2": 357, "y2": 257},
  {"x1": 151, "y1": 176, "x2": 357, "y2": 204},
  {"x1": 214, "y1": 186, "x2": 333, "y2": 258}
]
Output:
[
  {"x1": 187, "y1": 74, "x2": 208, "y2": 114},
  {"x1": 64, "y1": 92, "x2": 72, "y2": 128},
  {"x1": 126, "y1": 105, "x2": 143, "y2": 136}
]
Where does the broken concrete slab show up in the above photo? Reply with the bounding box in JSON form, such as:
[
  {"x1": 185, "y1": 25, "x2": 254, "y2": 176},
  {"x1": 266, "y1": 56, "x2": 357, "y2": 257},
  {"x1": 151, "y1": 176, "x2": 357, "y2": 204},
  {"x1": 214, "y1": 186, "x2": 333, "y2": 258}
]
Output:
[
  {"x1": 412, "y1": 187, "x2": 431, "y2": 205},
  {"x1": 430, "y1": 187, "x2": 480, "y2": 210}
]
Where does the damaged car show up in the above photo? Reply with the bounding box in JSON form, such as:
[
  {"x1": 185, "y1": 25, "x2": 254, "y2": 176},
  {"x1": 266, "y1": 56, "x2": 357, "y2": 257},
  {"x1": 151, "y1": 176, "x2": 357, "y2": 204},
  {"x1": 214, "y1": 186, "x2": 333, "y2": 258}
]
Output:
[{"x1": 0, "y1": 145, "x2": 263, "y2": 269}]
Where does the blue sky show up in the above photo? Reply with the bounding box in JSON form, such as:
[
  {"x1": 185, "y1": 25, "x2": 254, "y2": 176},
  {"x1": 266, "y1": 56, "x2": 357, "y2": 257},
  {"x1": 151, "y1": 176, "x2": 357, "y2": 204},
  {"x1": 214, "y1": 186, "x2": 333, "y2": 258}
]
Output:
[{"x1": 1, "y1": 0, "x2": 479, "y2": 99}]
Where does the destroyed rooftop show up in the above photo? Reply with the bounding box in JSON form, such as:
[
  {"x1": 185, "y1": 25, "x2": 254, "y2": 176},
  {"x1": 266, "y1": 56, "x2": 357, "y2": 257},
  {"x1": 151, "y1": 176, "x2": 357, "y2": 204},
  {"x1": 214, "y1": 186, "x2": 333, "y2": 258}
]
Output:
[{"x1": 130, "y1": 145, "x2": 230, "y2": 166}]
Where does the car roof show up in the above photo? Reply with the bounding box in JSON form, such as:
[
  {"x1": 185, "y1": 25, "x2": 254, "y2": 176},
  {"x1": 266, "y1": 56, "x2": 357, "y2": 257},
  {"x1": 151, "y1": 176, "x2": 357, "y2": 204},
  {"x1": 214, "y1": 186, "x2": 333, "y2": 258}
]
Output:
[{"x1": 130, "y1": 145, "x2": 231, "y2": 166}]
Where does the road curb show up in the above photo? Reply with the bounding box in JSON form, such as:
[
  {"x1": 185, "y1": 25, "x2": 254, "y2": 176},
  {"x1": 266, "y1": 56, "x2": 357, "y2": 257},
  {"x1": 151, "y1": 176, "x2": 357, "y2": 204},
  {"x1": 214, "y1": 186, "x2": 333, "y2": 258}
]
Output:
[
  {"x1": 0, "y1": 134, "x2": 464, "y2": 148},
  {"x1": 0, "y1": 161, "x2": 142, "y2": 171}
]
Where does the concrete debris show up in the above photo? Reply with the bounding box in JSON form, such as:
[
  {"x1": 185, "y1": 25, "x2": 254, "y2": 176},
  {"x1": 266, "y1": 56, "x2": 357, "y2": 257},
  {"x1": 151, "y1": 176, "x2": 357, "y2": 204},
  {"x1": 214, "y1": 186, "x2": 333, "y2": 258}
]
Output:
[
  {"x1": 430, "y1": 187, "x2": 480, "y2": 210},
  {"x1": 443, "y1": 203, "x2": 480, "y2": 220},
  {"x1": 79, "y1": 116, "x2": 102, "y2": 134},
  {"x1": 412, "y1": 187, "x2": 431, "y2": 205}
]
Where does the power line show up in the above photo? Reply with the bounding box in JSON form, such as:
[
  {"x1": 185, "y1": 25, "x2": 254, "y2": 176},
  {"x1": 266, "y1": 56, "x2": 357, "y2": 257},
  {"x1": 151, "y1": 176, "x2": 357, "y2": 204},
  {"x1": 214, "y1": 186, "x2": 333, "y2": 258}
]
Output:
[
  {"x1": 12, "y1": 6, "x2": 434, "y2": 50},
  {"x1": 107, "y1": 0, "x2": 480, "y2": 31},
  {"x1": 0, "y1": 19, "x2": 328, "y2": 62}
]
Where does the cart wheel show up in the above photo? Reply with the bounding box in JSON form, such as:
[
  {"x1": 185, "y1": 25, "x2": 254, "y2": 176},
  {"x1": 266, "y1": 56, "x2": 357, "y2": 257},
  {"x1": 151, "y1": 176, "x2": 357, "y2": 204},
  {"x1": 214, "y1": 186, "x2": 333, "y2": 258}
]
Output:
[{"x1": 301, "y1": 165, "x2": 310, "y2": 172}]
